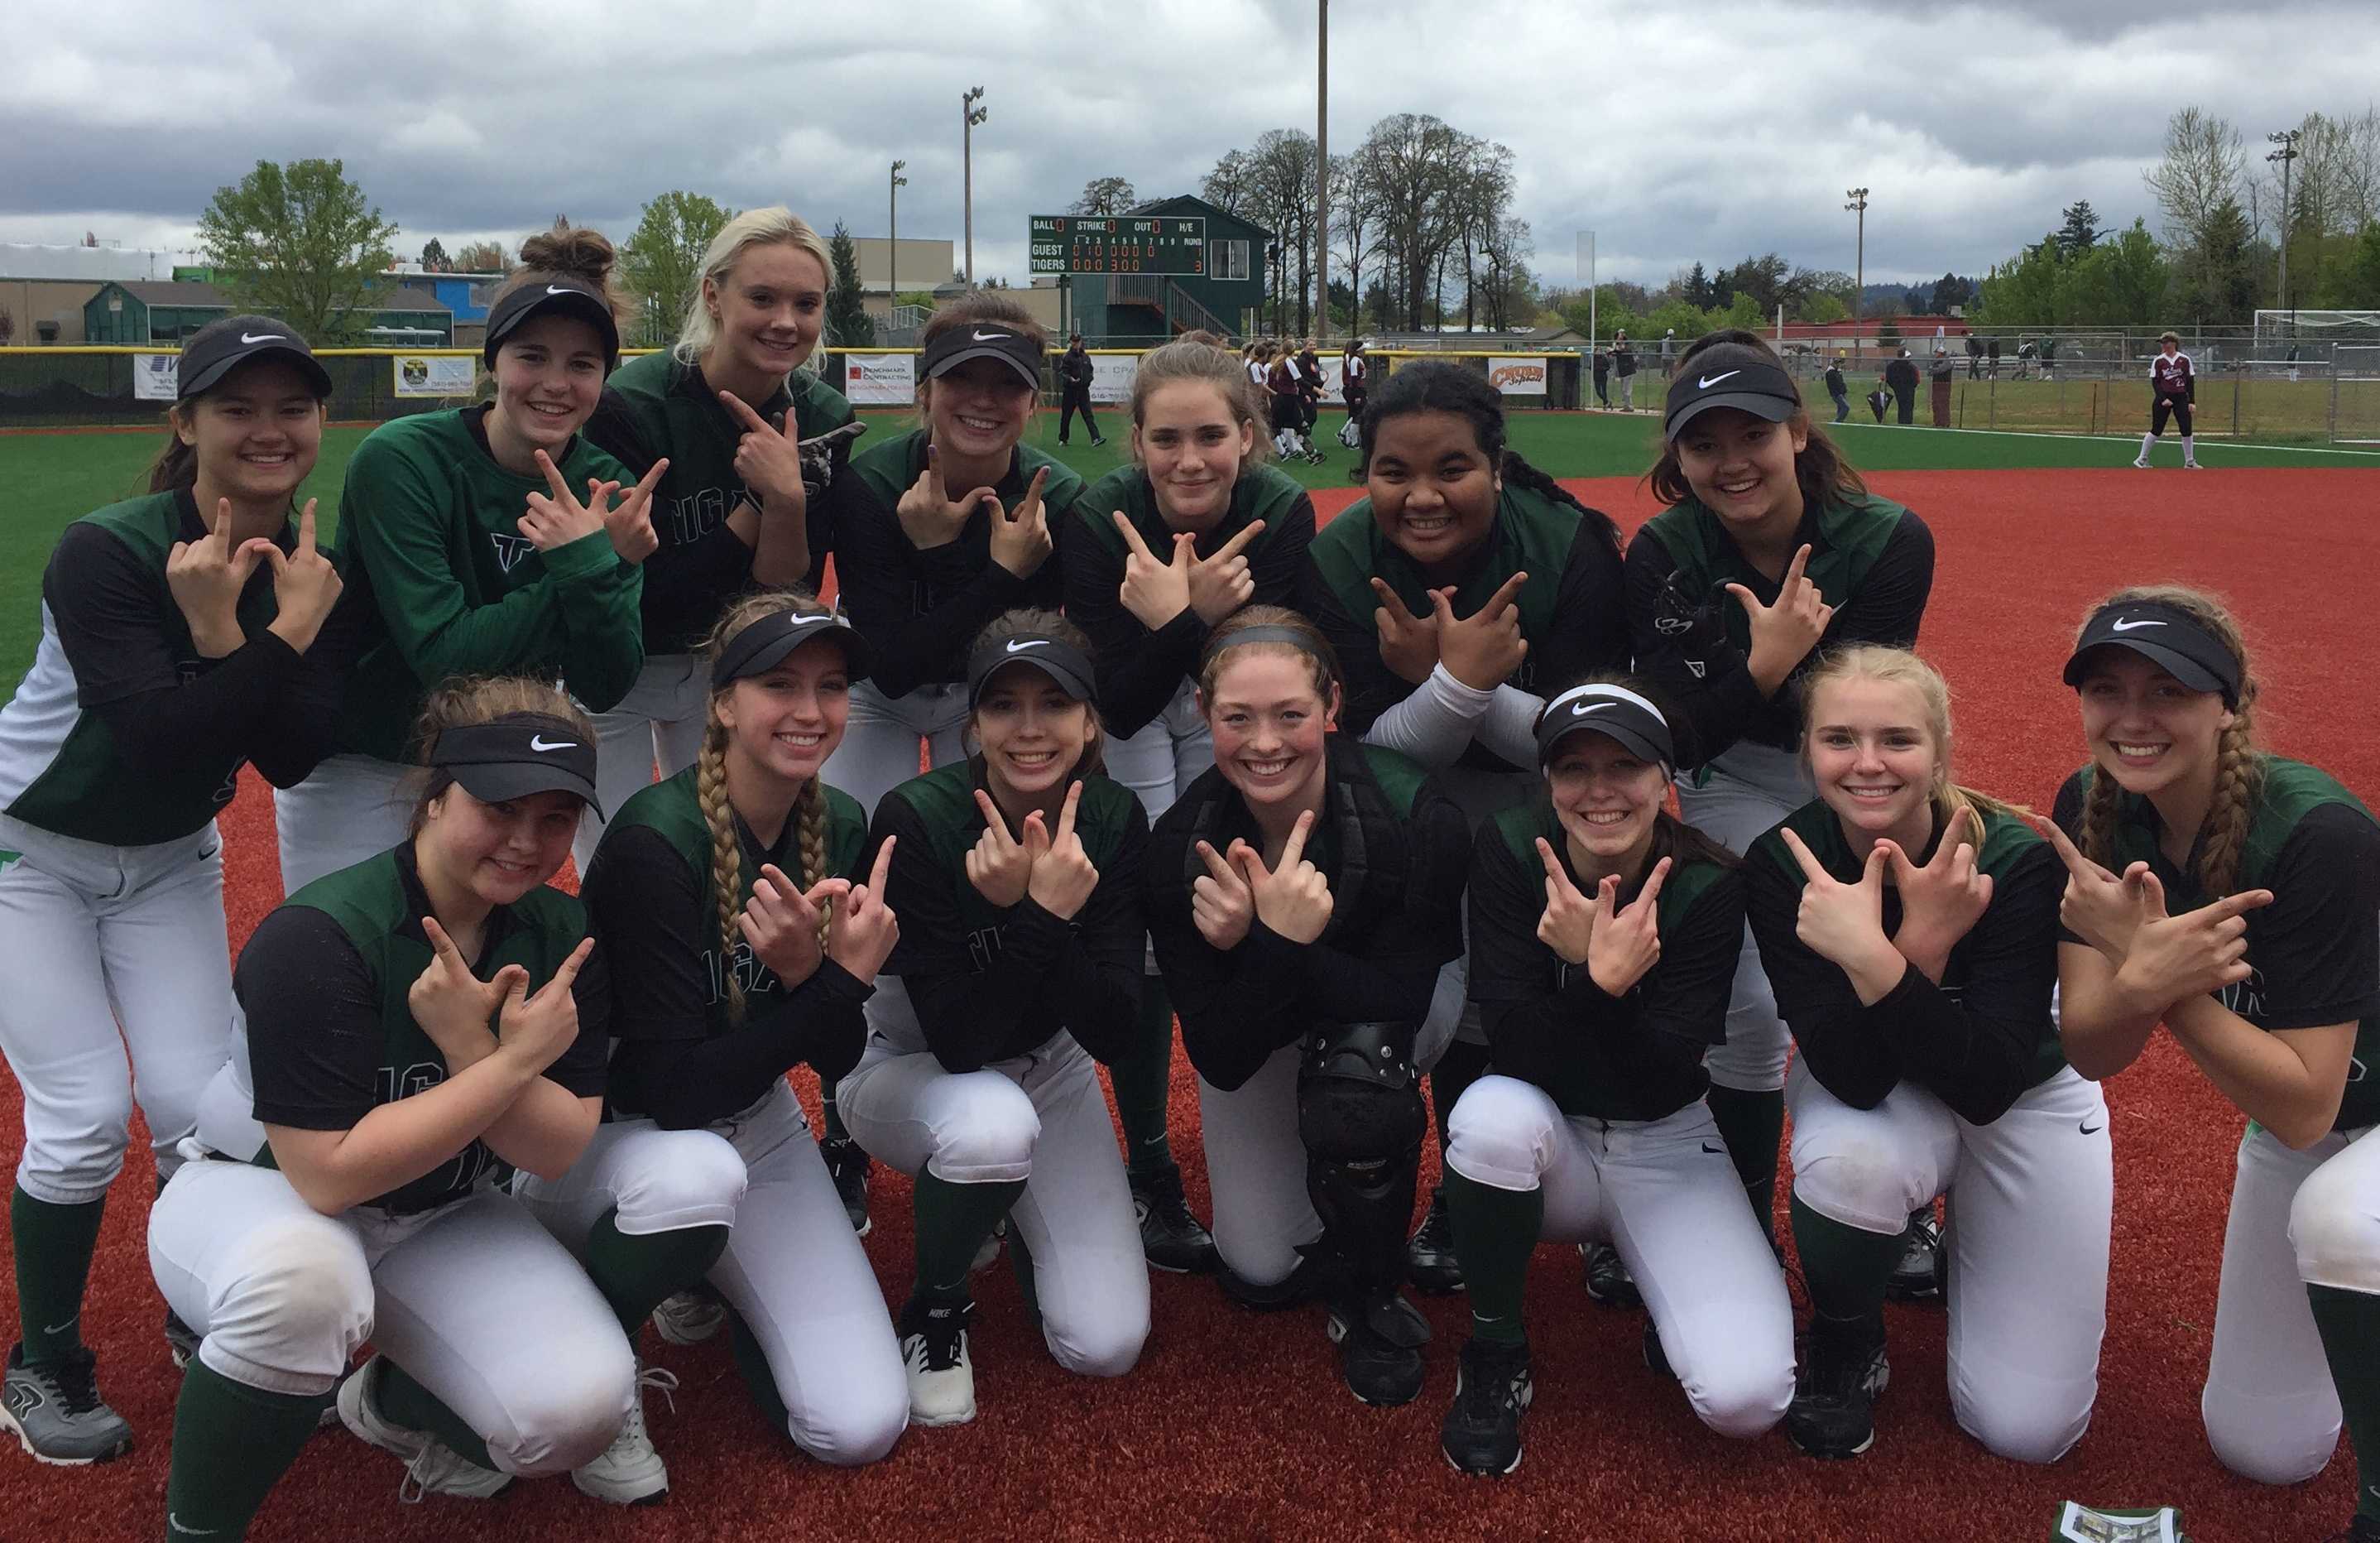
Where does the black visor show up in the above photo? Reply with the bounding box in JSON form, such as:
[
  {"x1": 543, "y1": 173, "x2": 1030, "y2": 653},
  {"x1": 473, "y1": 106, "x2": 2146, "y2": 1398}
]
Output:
[
  {"x1": 921, "y1": 323, "x2": 1044, "y2": 391},
  {"x1": 1535, "y1": 685, "x2": 1676, "y2": 775},
  {"x1": 967, "y1": 633, "x2": 1096, "y2": 709},
  {"x1": 177, "y1": 316, "x2": 333, "y2": 401},
  {"x1": 1663, "y1": 343, "x2": 1801, "y2": 442},
  {"x1": 2061, "y1": 601, "x2": 2243, "y2": 708},
  {"x1": 431, "y1": 714, "x2": 602, "y2": 815},
  {"x1": 711, "y1": 609, "x2": 872, "y2": 688},
  {"x1": 482, "y1": 280, "x2": 621, "y2": 372}
]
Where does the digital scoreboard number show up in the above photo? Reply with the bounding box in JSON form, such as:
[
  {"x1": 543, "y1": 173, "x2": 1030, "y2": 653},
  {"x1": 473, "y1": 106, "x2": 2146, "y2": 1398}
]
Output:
[{"x1": 1029, "y1": 215, "x2": 1207, "y2": 276}]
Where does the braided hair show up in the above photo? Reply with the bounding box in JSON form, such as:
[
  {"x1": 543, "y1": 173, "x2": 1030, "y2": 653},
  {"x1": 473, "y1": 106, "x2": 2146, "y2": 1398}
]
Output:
[
  {"x1": 2072, "y1": 585, "x2": 2261, "y2": 896},
  {"x1": 696, "y1": 588, "x2": 840, "y2": 1018}
]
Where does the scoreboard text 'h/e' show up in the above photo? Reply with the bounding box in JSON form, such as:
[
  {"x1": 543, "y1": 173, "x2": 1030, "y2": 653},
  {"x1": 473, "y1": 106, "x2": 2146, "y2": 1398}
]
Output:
[{"x1": 1029, "y1": 215, "x2": 1208, "y2": 276}]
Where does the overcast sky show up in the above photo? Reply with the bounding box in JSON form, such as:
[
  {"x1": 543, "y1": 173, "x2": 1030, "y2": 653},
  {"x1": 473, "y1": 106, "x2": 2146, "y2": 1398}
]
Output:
[{"x1": 6, "y1": 0, "x2": 2376, "y2": 293}]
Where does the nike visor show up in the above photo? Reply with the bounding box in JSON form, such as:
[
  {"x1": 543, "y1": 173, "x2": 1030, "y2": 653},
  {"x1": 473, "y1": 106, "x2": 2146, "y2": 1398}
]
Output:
[
  {"x1": 967, "y1": 632, "x2": 1096, "y2": 709},
  {"x1": 1663, "y1": 343, "x2": 1802, "y2": 442},
  {"x1": 922, "y1": 322, "x2": 1045, "y2": 391},
  {"x1": 1535, "y1": 683, "x2": 1676, "y2": 776},
  {"x1": 175, "y1": 315, "x2": 333, "y2": 401},
  {"x1": 712, "y1": 608, "x2": 873, "y2": 688},
  {"x1": 483, "y1": 278, "x2": 621, "y2": 372},
  {"x1": 2061, "y1": 600, "x2": 2242, "y2": 708},
  {"x1": 431, "y1": 714, "x2": 603, "y2": 815}
]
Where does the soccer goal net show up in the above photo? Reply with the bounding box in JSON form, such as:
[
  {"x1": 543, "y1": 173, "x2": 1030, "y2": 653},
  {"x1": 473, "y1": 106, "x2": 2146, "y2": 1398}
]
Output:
[{"x1": 2334, "y1": 344, "x2": 2380, "y2": 445}]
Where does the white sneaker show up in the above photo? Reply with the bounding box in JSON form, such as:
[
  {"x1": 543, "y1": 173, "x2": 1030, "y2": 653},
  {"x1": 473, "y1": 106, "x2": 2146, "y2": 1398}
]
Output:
[
  {"x1": 2133, "y1": 458, "x2": 2152, "y2": 469},
  {"x1": 572, "y1": 1363, "x2": 674, "y2": 1507},
  {"x1": 2185, "y1": 460, "x2": 2202, "y2": 469},
  {"x1": 336, "y1": 1355, "x2": 512, "y2": 1502},
  {"x1": 898, "y1": 1298, "x2": 977, "y2": 1427},
  {"x1": 650, "y1": 1290, "x2": 724, "y2": 1346}
]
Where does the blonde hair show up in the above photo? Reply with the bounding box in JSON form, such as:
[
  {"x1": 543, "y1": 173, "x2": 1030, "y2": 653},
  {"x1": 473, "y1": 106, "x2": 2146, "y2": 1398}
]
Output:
[
  {"x1": 1797, "y1": 645, "x2": 2031, "y2": 840},
  {"x1": 2071, "y1": 584, "x2": 2260, "y2": 896},
  {"x1": 405, "y1": 677, "x2": 595, "y2": 836},
  {"x1": 697, "y1": 589, "x2": 840, "y2": 1017},
  {"x1": 673, "y1": 207, "x2": 833, "y2": 369},
  {"x1": 1128, "y1": 338, "x2": 1273, "y2": 465}
]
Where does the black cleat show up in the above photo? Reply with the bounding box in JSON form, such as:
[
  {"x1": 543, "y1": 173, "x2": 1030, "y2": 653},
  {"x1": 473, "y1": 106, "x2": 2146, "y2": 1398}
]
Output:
[
  {"x1": 1325, "y1": 1291, "x2": 1431, "y2": 1407},
  {"x1": 821, "y1": 1137, "x2": 871, "y2": 1238},
  {"x1": 164, "y1": 1309, "x2": 200, "y2": 1371},
  {"x1": 1643, "y1": 1319, "x2": 1674, "y2": 1382},
  {"x1": 1886, "y1": 1206, "x2": 1942, "y2": 1301},
  {"x1": 1440, "y1": 1337, "x2": 1533, "y2": 1476},
  {"x1": 1406, "y1": 1186, "x2": 1465, "y2": 1295},
  {"x1": 1131, "y1": 1162, "x2": 1218, "y2": 1275},
  {"x1": 1787, "y1": 1310, "x2": 1890, "y2": 1459},
  {"x1": 1580, "y1": 1241, "x2": 1642, "y2": 1309}
]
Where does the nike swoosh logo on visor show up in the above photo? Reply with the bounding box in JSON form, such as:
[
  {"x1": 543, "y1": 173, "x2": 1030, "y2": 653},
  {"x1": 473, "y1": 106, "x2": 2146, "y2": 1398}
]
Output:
[
  {"x1": 239, "y1": 333, "x2": 285, "y2": 345},
  {"x1": 1697, "y1": 370, "x2": 1741, "y2": 388},
  {"x1": 529, "y1": 736, "x2": 578, "y2": 752},
  {"x1": 2109, "y1": 618, "x2": 2164, "y2": 632},
  {"x1": 1571, "y1": 701, "x2": 1615, "y2": 716},
  {"x1": 1005, "y1": 639, "x2": 1053, "y2": 652}
]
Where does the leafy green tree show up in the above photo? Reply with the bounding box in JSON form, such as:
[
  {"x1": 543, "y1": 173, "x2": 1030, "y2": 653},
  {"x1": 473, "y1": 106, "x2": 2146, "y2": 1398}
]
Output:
[
  {"x1": 621, "y1": 190, "x2": 736, "y2": 347},
  {"x1": 195, "y1": 158, "x2": 400, "y2": 343},
  {"x1": 455, "y1": 240, "x2": 508, "y2": 272},
  {"x1": 825, "y1": 220, "x2": 875, "y2": 348},
  {"x1": 1802, "y1": 291, "x2": 1850, "y2": 324}
]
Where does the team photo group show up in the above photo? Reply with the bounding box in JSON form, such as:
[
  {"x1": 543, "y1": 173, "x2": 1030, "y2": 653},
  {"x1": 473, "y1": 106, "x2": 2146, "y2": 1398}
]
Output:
[{"x1": 1, "y1": 207, "x2": 2375, "y2": 1543}]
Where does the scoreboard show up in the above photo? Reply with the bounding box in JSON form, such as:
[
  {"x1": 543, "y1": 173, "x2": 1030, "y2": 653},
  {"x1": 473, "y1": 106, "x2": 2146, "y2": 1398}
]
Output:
[{"x1": 1029, "y1": 215, "x2": 1207, "y2": 276}]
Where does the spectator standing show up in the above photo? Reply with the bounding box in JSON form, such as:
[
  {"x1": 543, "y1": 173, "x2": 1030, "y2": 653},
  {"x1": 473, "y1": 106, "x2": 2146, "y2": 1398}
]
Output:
[
  {"x1": 1614, "y1": 334, "x2": 1639, "y2": 411},
  {"x1": 1058, "y1": 333, "x2": 1106, "y2": 447},
  {"x1": 1885, "y1": 348, "x2": 1919, "y2": 425},
  {"x1": 1823, "y1": 354, "x2": 1850, "y2": 423},
  {"x1": 1591, "y1": 345, "x2": 1611, "y2": 407},
  {"x1": 1928, "y1": 347, "x2": 1955, "y2": 427},
  {"x1": 1660, "y1": 328, "x2": 1677, "y2": 377}
]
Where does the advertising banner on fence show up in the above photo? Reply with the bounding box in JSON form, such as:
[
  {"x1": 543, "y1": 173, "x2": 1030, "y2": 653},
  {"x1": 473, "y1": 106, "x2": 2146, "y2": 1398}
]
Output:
[
  {"x1": 1089, "y1": 354, "x2": 1138, "y2": 405},
  {"x1": 844, "y1": 353, "x2": 916, "y2": 406},
  {"x1": 393, "y1": 355, "x2": 477, "y2": 397},
  {"x1": 1489, "y1": 357, "x2": 1547, "y2": 395},
  {"x1": 1315, "y1": 357, "x2": 1347, "y2": 406},
  {"x1": 133, "y1": 353, "x2": 178, "y2": 401}
]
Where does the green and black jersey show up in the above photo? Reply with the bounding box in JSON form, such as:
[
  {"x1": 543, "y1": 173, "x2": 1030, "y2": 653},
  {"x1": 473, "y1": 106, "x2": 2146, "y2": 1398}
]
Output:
[
  {"x1": 588, "y1": 352, "x2": 859, "y2": 655},
  {"x1": 1468, "y1": 803, "x2": 1744, "y2": 1122},
  {"x1": 835, "y1": 430, "x2": 1085, "y2": 699},
  {"x1": 332, "y1": 407, "x2": 645, "y2": 762},
  {"x1": 1063, "y1": 462, "x2": 1315, "y2": 738},
  {"x1": 2054, "y1": 757, "x2": 2380, "y2": 1132},
  {"x1": 866, "y1": 758, "x2": 1147, "y2": 1073},
  {"x1": 1624, "y1": 493, "x2": 1931, "y2": 768},
  {"x1": 239, "y1": 843, "x2": 610, "y2": 1214},
  {"x1": 1145, "y1": 735, "x2": 1470, "y2": 1092},
  {"x1": 0, "y1": 489, "x2": 358, "y2": 848},
  {"x1": 581, "y1": 765, "x2": 871, "y2": 1127},
  {"x1": 1745, "y1": 799, "x2": 2064, "y2": 1124},
  {"x1": 1298, "y1": 482, "x2": 1628, "y2": 772}
]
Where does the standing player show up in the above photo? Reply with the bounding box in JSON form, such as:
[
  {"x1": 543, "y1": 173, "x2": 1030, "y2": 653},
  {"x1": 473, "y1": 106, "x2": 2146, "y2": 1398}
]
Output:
[
  {"x1": 1146, "y1": 608, "x2": 1470, "y2": 1405},
  {"x1": 515, "y1": 591, "x2": 908, "y2": 1494},
  {"x1": 1745, "y1": 647, "x2": 2109, "y2": 1463},
  {"x1": 2135, "y1": 330, "x2": 2201, "y2": 469},
  {"x1": 1056, "y1": 332, "x2": 1106, "y2": 447},
  {"x1": 578, "y1": 208, "x2": 863, "y2": 864},
  {"x1": 273, "y1": 226, "x2": 661, "y2": 892},
  {"x1": 146, "y1": 680, "x2": 631, "y2": 1535},
  {"x1": 836, "y1": 612, "x2": 1151, "y2": 1427},
  {"x1": 1338, "y1": 339, "x2": 1370, "y2": 449},
  {"x1": 1440, "y1": 679, "x2": 1792, "y2": 1476},
  {"x1": 1300, "y1": 358, "x2": 1629, "y2": 1295},
  {"x1": 1266, "y1": 345, "x2": 1318, "y2": 464},
  {"x1": 0, "y1": 318, "x2": 347, "y2": 1466},
  {"x1": 1066, "y1": 338, "x2": 1317, "y2": 1272},
  {"x1": 2045, "y1": 588, "x2": 2380, "y2": 1543},
  {"x1": 1625, "y1": 332, "x2": 1934, "y2": 1289},
  {"x1": 1297, "y1": 338, "x2": 1325, "y2": 451}
]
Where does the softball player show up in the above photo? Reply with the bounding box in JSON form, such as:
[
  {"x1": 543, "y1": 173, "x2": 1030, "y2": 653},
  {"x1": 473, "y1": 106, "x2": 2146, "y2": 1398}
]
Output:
[
  {"x1": 0, "y1": 317, "x2": 347, "y2": 1466},
  {"x1": 1299, "y1": 359, "x2": 1629, "y2": 1297},
  {"x1": 273, "y1": 227, "x2": 662, "y2": 892},
  {"x1": 1744, "y1": 646, "x2": 2109, "y2": 1463},
  {"x1": 836, "y1": 611, "x2": 1151, "y2": 1427},
  {"x1": 577, "y1": 207, "x2": 867, "y2": 869},
  {"x1": 1064, "y1": 338, "x2": 1318, "y2": 1274},
  {"x1": 1144, "y1": 608, "x2": 1470, "y2": 1408},
  {"x1": 146, "y1": 680, "x2": 631, "y2": 1537},
  {"x1": 1338, "y1": 339, "x2": 1369, "y2": 449},
  {"x1": 514, "y1": 592, "x2": 907, "y2": 1495},
  {"x1": 1627, "y1": 332, "x2": 1934, "y2": 1277},
  {"x1": 2134, "y1": 331, "x2": 2200, "y2": 469},
  {"x1": 2045, "y1": 588, "x2": 2379, "y2": 1543},
  {"x1": 1441, "y1": 680, "x2": 1792, "y2": 1476}
]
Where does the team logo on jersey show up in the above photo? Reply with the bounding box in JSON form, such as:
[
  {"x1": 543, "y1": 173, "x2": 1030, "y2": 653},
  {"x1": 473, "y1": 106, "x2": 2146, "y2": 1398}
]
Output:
[
  {"x1": 703, "y1": 940, "x2": 783, "y2": 1006},
  {"x1": 488, "y1": 532, "x2": 535, "y2": 573},
  {"x1": 664, "y1": 488, "x2": 735, "y2": 547},
  {"x1": 967, "y1": 924, "x2": 1006, "y2": 972},
  {"x1": 2215, "y1": 966, "x2": 2269, "y2": 1020}
]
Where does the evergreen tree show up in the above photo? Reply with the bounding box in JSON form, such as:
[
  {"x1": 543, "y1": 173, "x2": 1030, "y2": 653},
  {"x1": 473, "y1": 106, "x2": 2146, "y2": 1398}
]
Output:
[{"x1": 827, "y1": 221, "x2": 875, "y2": 348}]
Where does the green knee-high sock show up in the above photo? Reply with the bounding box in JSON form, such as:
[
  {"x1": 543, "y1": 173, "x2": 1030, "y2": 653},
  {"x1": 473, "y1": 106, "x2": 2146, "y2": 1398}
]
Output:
[
  {"x1": 1443, "y1": 1169, "x2": 1541, "y2": 1344},
  {"x1": 2307, "y1": 1284, "x2": 2380, "y2": 1523},
  {"x1": 913, "y1": 1172, "x2": 1027, "y2": 1300},
  {"x1": 725, "y1": 1305, "x2": 793, "y2": 1438},
  {"x1": 1429, "y1": 1040, "x2": 1494, "y2": 1152},
  {"x1": 582, "y1": 1209, "x2": 730, "y2": 1339},
  {"x1": 1790, "y1": 1194, "x2": 1907, "y2": 1324},
  {"x1": 11, "y1": 1185, "x2": 105, "y2": 1365},
  {"x1": 1113, "y1": 978, "x2": 1178, "y2": 1178},
  {"x1": 375, "y1": 1358, "x2": 497, "y2": 1471},
  {"x1": 1705, "y1": 1086, "x2": 1786, "y2": 1242},
  {"x1": 165, "y1": 1362, "x2": 326, "y2": 1539}
]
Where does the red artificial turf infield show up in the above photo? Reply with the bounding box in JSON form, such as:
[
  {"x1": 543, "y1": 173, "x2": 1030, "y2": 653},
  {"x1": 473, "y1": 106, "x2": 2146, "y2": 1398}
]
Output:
[{"x1": 4, "y1": 465, "x2": 2378, "y2": 1541}]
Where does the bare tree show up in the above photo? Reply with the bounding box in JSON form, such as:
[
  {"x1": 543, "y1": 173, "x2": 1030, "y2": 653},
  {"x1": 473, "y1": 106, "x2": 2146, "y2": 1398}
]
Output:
[
  {"x1": 2144, "y1": 108, "x2": 2247, "y2": 248},
  {"x1": 1331, "y1": 151, "x2": 1383, "y2": 333},
  {"x1": 1200, "y1": 150, "x2": 1254, "y2": 218},
  {"x1": 1360, "y1": 113, "x2": 1473, "y2": 329},
  {"x1": 1068, "y1": 177, "x2": 1139, "y2": 216}
]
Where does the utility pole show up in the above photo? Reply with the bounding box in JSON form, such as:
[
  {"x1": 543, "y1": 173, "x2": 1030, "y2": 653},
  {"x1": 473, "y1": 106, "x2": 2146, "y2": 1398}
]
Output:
[
  {"x1": 2267, "y1": 127, "x2": 2302, "y2": 334},
  {"x1": 889, "y1": 160, "x2": 907, "y2": 318},
  {"x1": 963, "y1": 87, "x2": 988, "y2": 287},
  {"x1": 1315, "y1": 0, "x2": 1328, "y2": 344},
  {"x1": 1845, "y1": 186, "x2": 1869, "y2": 363}
]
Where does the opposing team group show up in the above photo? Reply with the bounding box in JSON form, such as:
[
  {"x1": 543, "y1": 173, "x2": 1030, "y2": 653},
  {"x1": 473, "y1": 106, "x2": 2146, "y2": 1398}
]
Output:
[{"x1": 1, "y1": 206, "x2": 2373, "y2": 1543}]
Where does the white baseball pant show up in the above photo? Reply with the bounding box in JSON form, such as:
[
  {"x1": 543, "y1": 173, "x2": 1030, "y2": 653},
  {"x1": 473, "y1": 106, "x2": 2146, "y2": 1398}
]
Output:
[
  {"x1": 2202, "y1": 1121, "x2": 2379, "y2": 1483},
  {"x1": 820, "y1": 678, "x2": 970, "y2": 824},
  {"x1": 1677, "y1": 742, "x2": 1815, "y2": 1094},
  {"x1": 272, "y1": 752, "x2": 413, "y2": 896},
  {"x1": 1788, "y1": 1060, "x2": 2114, "y2": 1464},
  {"x1": 573, "y1": 652, "x2": 710, "y2": 874},
  {"x1": 1447, "y1": 1074, "x2": 1795, "y2": 1438},
  {"x1": 1104, "y1": 682, "x2": 1215, "y2": 824}
]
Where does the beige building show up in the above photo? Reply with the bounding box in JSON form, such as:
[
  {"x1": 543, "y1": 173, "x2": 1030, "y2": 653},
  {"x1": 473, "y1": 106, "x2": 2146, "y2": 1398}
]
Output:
[{"x1": 0, "y1": 279, "x2": 104, "y2": 344}]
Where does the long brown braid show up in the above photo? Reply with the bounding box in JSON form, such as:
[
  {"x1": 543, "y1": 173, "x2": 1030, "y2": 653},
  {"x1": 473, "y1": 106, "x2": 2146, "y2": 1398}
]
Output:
[
  {"x1": 696, "y1": 588, "x2": 843, "y2": 1018},
  {"x1": 2071, "y1": 584, "x2": 2261, "y2": 896}
]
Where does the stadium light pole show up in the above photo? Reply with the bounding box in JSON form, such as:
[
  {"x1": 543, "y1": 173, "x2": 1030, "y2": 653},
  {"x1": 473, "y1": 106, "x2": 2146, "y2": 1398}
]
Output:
[
  {"x1": 1845, "y1": 187, "x2": 1869, "y2": 363},
  {"x1": 2267, "y1": 128, "x2": 2301, "y2": 336},
  {"x1": 889, "y1": 161, "x2": 908, "y2": 320},
  {"x1": 1315, "y1": 0, "x2": 1328, "y2": 344},
  {"x1": 964, "y1": 87, "x2": 988, "y2": 288}
]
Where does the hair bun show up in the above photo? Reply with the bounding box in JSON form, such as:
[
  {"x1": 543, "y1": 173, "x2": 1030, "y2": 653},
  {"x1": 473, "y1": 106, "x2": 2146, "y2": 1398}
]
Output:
[{"x1": 518, "y1": 224, "x2": 617, "y2": 286}]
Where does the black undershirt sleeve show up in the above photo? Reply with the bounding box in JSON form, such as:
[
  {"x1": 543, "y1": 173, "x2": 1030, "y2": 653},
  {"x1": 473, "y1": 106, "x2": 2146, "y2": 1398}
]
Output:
[
  {"x1": 2245, "y1": 807, "x2": 2380, "y2": 1030},
  {"x1": 1536, "y1": 518, "x2": 1632, "y2": 689},
  {"x1": 1825, "y1": 513, "x2": 1934, "y2": 652},
  {"x1": 1296, "y1": 556, "x2": 1407, "y2": 739},
  {"x1": 1744, "y1": 848, "x2": 1905, "y2": 1112},
  {"x1": 545, "y1": 939, "x2": 614, "y2": 1100},
  {"x1": 835, "y1": 478, "x2": 1036, "y2": 699},
  {"x1": 1063, "y1": 513, "x2": 1203, "y2": 739},
  {"x1": 240, "y1": 908, "x2": 393, "y2": 1131}
]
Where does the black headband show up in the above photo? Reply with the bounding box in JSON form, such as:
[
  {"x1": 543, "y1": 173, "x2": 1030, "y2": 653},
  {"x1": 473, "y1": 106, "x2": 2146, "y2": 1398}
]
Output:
[
  {"x1": 711, "y1": 609, "x2": 872, "y2": 689},
  {"x1": 1209, "y1": 624, "x2": 1333, "y2": 667}
]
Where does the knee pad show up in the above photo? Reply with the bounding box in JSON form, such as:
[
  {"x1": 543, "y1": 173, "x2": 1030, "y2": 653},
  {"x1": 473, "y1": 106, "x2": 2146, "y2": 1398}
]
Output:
[
  {"x1": 1298, "y1": 1022, "x2": 1425, "y2": 1294},
  {"x1": 2290, "y1": 1156, "x2": 2380, "y2": 1292}
]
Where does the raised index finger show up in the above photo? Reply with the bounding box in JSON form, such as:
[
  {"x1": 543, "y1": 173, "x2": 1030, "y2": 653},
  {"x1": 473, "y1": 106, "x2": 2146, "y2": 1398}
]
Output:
[
  {"x1": 717, "y1": 389, "x2": 773, "y2": 435},
  {"x1": 1534, "y1": 836, "x2": 1582, "y2": 897},
  {"x1": 1481, "y1": 570, "x2": 1531, "y2": 617},
  {"x1": 1781, "y1": 543, "x2": 1814, "y2": 590},
  {"x1": 1111, "y1": 510, "x2": 1158, "y2": 562},
  {"x1": 295, "y1": 499, "x2": 319, "y2": 555},
  {"x1": 533, "y1": 448, "x2": 575, "y2": 505},
  {"x1": 2029, "y1": 815, "x2": 2114, "y2": 883},
  {"x1": 1778, "y1": 826, "x2": 1833, "y2": 886},
  {"x1": 1368, "y1": 576, "x2": 1417, "y2": 624},
  {"x1": 867, "y1": 834, "x2": 898, "y2": 895},
  {"x1": 1636, "y1": 855, "x2": 1672, "y2": 908},
  {"x1": 1212, "y1": 519, "x2": 1266, "y2": 563},
  {"x1": 546, "y1": 935, "x2": 597, "y2": 991},
  {"x1": 973, "y1": 788, "x2": 1017, "y2": 848},
  {"x1": 1054, "y1": 780, "x2": 1082, "y2": 844},
  {"x1": 420, "y1": 916, "x2": 467, "y2": 969},
  {"x1": 1013, "y1": 464, "x2": 1051, "y2": 520},
  {"x1": 1279, "y1": 807, "x2": 1316, "y2": 869}
]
